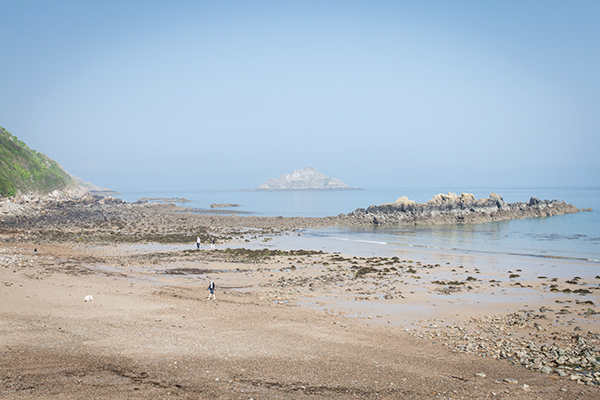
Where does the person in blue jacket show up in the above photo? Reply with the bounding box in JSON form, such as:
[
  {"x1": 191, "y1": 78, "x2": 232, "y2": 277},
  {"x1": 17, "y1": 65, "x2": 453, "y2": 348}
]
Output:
[{"x1": 207, "y1": 279, "x2": 216, "y2": 300}]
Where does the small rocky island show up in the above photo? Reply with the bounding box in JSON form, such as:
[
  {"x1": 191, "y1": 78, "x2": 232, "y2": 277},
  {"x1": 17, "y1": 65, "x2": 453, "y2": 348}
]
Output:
[
  {"x1": 347, "y1": 192, "x2": 589, "y2": 226},
  {"x1": 256, "y1": 167, "x2": 360, "y2": 191}
]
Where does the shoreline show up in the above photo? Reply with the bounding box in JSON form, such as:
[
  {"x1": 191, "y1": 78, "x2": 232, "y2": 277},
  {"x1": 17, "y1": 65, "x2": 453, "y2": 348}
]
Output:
[
  {"x1": 1, "y1": 194, "x2": 598, "y2": 333},
  {"x1": 255, "y1": 226, "x2": 600, "y2": 269},
  {"x1": 1, "y1": 199, "x2": 600, "y2": 397}
]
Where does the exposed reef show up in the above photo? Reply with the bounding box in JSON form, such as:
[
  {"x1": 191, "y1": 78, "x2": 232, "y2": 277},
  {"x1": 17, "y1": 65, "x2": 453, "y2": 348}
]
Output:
[
  {"x1": 210, "y1": 203, "x2": 242, "y2": 208},
  {"x1": 137, "y1": 197, "x2": 191, "y2": 203},
  {"x1": 347, "y1": 192, "x2": 587, "y2": 226}
]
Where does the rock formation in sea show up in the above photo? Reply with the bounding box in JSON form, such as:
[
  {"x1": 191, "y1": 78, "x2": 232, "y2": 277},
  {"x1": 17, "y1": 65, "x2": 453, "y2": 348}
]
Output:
[
  {"x1": 257, "y1": 167, "x2": 359, "y2": 191},
  {"x1": 347, "y1": 192, "x2": 585, "y2": 226}
]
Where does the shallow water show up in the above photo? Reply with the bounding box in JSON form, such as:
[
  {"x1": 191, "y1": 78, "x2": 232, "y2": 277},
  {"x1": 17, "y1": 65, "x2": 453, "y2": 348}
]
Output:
[
  {"x1": 115, "y1": 186, "x2": 600, "y2": 276},
  {"x1": 284, "y1": 238, "x2": 594, "y2": 281}
]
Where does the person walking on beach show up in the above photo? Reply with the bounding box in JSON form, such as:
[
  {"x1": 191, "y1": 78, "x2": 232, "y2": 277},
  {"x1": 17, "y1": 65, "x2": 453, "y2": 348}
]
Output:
[
  {"x1": 207, "y1": 279, "x2": 216, "y2": 300},
  {"x1": 210, "y1": 238, "x2": 215, "y2": 250},
  {"x1": 196, "y1": 236, "x2": 201, "y2": 250}
]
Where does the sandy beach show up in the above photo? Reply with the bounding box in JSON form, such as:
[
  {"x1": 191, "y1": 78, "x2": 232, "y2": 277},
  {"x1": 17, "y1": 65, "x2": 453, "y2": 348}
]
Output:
[{"x1": 1, "y1": 200, "x2": 599, "y2": 399}]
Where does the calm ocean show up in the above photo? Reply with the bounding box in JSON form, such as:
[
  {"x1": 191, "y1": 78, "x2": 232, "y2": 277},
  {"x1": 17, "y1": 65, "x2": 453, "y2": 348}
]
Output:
[{"x1": 115, "y1": 187, "x2": 600, "y2": 265}]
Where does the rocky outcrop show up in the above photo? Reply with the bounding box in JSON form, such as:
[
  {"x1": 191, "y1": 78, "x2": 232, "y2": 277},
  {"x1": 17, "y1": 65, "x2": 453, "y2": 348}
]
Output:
[
  {"x1": 70, "y1": 174, "x2": 121, "y2": 196},
  {"x1": 347, "y1": 192, "x2": 585, "y2": 226},
  {"x1": 4, "y1": 187, "x2": 124, "y2": 211},
  {"x1": 257, "y1": 167, "x2": 360, "y2": 191}
]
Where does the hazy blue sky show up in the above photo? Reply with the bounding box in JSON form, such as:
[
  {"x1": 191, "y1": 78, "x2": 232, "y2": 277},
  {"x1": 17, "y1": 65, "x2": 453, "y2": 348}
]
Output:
[{"x1": 1, "y1": 1, "x2": 599, "y2": 192}]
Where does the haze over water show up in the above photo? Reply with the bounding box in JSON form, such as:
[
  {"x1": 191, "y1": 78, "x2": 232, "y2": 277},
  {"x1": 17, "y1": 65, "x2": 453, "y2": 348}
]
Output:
[{"x1": 2, "y1": 2, "x2": 599, "y2": 195}]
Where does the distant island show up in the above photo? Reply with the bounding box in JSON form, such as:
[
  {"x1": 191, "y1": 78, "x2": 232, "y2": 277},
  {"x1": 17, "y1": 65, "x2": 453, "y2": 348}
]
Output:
[{"x1": 256, "y1": 167, "x2": 361, "y2": 191}]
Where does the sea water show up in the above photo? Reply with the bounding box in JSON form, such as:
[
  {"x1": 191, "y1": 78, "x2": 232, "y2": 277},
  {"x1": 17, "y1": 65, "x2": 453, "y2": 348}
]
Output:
[{"x1": 115, "y1": 187, "x2": 600, "y2": 265}]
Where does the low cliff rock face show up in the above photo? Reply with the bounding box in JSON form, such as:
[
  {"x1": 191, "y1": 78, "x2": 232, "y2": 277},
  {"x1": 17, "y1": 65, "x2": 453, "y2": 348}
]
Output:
[
  {"x1": 70, "y1": 174, "x2": 121, "y2": 196},
  {"x1": 347, "y1": 192, "x2": 584, "y2": 226}
]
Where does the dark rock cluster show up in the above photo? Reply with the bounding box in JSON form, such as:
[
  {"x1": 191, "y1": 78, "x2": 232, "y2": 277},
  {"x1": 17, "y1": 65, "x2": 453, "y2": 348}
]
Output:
[{"x1": 347, "y1": 192, "x2": 586, "y2": 226}]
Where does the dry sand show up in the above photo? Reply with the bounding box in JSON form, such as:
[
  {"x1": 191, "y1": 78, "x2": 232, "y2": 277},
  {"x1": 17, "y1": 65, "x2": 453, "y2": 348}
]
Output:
[{"x1": 2, "y1": 239, "x2": 599, "y2": 399}]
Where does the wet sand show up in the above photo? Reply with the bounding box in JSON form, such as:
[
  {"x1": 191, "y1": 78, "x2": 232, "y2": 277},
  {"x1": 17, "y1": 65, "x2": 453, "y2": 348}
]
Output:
[{"x1": 1, "y1": 239, "x2": 600, "y2": 399}]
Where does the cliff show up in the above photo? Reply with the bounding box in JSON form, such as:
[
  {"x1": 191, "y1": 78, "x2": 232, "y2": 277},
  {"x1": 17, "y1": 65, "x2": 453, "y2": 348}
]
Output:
[
  {"x1": 0, "y1": 125, "x2": 77, "y2": 197},
  {"x1": 257, "y1": 167, "x2": 359, "y2": 191},
  {"x1": 347, "y1": 192, "x2": 586, "y2": 226},
  {"x1": 0, "y1": 125, "x2": 118, "y2": 199}
]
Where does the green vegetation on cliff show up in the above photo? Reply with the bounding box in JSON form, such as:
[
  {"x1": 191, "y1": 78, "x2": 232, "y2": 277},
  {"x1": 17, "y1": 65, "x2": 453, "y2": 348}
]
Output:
[{"x1": 0, "y1": 125, "x2": 75, "y2": 197}]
